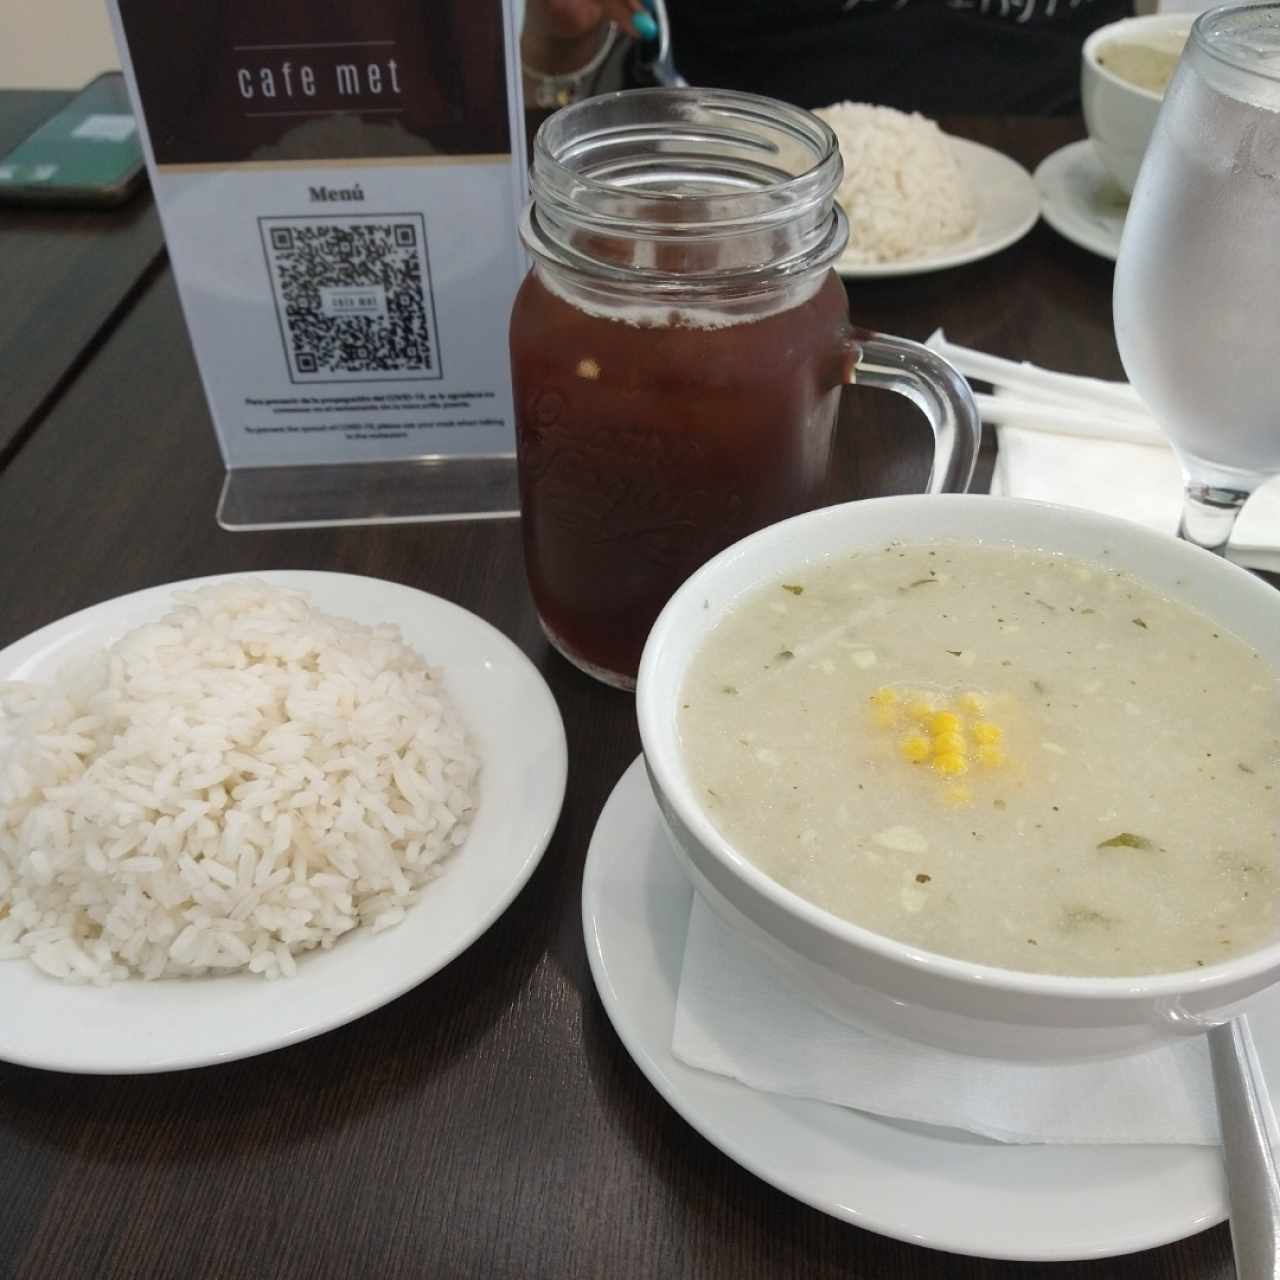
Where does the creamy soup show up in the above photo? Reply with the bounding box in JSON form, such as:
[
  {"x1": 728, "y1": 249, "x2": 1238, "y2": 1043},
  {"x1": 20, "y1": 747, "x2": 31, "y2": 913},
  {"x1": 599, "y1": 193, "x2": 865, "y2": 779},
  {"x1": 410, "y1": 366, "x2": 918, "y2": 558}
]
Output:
[
  {"x1": 1098, "y1": 31, "x2": 1188, "y2": 95},
  {"x1": 678, "y1": 542, "x2": 1280, "y2": 977}
]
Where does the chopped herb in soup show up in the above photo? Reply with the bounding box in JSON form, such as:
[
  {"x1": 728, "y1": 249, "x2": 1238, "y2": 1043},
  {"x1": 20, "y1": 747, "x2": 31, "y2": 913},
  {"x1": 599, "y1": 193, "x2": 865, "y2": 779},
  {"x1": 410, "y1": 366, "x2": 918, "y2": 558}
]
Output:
[{"x1": 678, "y1": 543, "x2": 1280, "y2": 977}]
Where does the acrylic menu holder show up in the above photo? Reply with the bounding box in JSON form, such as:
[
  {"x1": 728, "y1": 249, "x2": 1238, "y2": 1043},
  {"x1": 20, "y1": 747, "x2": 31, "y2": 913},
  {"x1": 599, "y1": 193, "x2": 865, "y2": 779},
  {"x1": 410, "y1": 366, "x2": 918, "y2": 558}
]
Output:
[
  {"x1": 108, "y1": 0, "x2": 528, "y2": 530},
  {"x1": 216, "y1": 457, "x2": 520, "y2": 530}
]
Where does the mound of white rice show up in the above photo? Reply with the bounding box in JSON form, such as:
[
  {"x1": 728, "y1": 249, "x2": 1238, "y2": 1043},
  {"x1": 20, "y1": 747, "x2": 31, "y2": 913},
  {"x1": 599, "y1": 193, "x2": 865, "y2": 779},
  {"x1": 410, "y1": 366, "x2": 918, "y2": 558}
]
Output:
[
  {"x1": 0, "y1": 581, "x2": 479, "y2": 984},
  {"x1": 813, "y1": 101, "x2": 979, "y2": 266}
]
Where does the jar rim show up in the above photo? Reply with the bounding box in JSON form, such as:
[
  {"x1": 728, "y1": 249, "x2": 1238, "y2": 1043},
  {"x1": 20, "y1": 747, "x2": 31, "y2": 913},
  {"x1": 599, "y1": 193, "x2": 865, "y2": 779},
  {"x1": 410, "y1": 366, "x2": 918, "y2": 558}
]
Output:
[
  {"x1": 523, "y1": 87, "x2": 848, "y2": 292},
  {"x1": 531, "y1": 86, "x2": 843, "y2": 211}
]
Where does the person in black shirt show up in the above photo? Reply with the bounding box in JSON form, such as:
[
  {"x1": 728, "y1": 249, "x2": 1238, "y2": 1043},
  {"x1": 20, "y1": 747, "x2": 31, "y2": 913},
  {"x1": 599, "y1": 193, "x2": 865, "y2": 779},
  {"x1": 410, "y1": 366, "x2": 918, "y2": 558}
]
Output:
[{"x1": 521, "y1": 0, "x2": 1133, "y2": 115}]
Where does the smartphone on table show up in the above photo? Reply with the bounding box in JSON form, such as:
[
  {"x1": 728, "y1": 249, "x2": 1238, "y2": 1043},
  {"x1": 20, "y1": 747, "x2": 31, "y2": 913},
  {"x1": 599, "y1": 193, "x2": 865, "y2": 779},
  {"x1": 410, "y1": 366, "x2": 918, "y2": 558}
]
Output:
[{"x1": 0, "y1": 71, "x2": 146, "y2": 209}]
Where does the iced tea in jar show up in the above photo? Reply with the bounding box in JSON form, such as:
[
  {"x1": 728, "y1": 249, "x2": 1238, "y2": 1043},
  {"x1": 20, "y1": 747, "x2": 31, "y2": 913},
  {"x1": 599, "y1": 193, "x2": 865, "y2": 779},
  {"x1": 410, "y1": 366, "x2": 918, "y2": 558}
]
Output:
[{"x1": 510, "y1": 89, "x2": 979, "y2": 689}]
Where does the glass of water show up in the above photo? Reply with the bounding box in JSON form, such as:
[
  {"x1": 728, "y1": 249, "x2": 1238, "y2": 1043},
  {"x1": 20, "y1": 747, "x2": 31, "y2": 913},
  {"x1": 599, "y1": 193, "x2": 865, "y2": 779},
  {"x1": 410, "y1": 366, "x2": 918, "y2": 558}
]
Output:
[{"x1": 1113, "y1": 2, "x2": 1280, "y2": 554}]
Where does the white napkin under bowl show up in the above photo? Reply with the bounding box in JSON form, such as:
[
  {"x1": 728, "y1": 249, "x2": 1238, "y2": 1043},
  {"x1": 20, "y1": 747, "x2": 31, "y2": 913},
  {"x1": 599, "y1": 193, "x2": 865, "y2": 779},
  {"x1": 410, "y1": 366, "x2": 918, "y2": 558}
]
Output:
[{"x1": 672, "y1": 896, "x2": 1220, "y2": 1145}]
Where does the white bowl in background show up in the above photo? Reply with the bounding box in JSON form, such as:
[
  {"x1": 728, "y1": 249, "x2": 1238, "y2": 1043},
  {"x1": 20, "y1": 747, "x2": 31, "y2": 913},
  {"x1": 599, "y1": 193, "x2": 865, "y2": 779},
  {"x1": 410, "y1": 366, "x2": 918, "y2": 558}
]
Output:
[
  {"x1": 636, "y1": 495, "x2": 1280, "y2": 1062},
  {"x1": 1082, "y1": 12, "x2": 1193, "y2": 195}
]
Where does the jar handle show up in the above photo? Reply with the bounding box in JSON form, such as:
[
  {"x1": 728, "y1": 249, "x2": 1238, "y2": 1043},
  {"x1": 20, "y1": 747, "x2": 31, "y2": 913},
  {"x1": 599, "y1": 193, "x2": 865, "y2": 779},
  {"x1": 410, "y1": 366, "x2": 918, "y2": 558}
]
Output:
[{"x1": 848, "y1": 333, "x2": 981, "y2": 495}]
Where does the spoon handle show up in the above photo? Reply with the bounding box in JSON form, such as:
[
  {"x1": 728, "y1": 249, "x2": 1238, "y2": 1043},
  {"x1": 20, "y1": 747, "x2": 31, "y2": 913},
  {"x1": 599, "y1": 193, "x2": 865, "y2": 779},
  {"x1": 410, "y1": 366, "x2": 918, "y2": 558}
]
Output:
[{"x1": 1209, "y1": 1017, "x2": 1280, "y2": 1279}]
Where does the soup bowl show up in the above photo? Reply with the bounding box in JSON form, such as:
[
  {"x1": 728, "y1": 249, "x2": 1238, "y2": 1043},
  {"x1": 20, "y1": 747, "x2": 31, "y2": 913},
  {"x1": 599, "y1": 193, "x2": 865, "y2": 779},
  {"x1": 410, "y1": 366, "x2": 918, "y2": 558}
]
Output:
[
  {"x1": 1082, "y1": 12, "x2": 1193, "y2": 195},
  {"x1": 636, "y1": 495, "x2": 1280, "y2": 1061}
]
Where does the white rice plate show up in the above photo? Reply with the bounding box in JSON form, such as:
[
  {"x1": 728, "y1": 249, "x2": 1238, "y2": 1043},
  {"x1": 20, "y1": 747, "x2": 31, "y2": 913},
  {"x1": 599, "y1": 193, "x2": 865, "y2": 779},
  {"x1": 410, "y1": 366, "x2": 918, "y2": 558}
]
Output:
[
  {"x1": 0, "y1": 580, "x2": 480, "y2": 985},
  {"x1": 814, "y1": 101, "x2": 980, "y2": 266}
]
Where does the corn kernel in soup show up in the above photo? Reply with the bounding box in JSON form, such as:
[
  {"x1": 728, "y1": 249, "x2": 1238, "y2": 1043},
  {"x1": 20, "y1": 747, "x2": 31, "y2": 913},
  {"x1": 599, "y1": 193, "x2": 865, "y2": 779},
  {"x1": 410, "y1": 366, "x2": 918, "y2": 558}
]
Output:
[{"x1": 678, "y1": 542, "x2": 1280, "y2": 977}]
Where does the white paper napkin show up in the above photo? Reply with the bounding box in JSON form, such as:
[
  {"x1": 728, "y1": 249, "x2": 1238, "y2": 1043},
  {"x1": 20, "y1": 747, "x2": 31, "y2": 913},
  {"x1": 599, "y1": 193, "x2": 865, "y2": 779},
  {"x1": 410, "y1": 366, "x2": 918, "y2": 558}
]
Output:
[
  {"x1": 920, "y1": 329, "x2": 1280, "y2": 572},
  {"x1": 672, "y1": 896, "x2": 1220, "y2": 1145},
  {"x1": 989, "y1": 422, "x2": 1280, "y2": 574}
]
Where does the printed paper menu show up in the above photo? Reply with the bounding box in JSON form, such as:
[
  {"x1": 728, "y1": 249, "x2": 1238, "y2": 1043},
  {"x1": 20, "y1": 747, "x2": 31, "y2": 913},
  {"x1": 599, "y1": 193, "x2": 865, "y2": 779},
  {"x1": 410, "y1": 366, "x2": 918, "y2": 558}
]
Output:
[{"x1": 108, "y1": 0, "x2": 526, "y2": 470}]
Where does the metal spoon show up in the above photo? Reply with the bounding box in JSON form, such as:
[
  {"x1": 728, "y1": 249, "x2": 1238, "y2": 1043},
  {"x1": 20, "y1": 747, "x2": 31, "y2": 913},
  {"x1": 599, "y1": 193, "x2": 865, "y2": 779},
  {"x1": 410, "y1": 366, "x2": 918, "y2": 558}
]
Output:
[
  {"x1": 637, "y1": 0, "x2": 687, "y2": 88},
  {"x1": 1208, "y1": 1015, "x2": 1280, "y2": 1278}
]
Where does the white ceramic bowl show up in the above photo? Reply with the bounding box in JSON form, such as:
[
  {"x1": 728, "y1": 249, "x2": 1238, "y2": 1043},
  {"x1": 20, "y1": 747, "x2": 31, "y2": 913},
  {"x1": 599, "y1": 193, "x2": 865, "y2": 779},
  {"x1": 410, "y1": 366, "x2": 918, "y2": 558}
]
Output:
[
  {"x1": 1082, "y1": 12, "x2": 1193, "y2": 195},
  {"x1": 637, "y1": 495, "x2": 1280, "y2": 1062}
]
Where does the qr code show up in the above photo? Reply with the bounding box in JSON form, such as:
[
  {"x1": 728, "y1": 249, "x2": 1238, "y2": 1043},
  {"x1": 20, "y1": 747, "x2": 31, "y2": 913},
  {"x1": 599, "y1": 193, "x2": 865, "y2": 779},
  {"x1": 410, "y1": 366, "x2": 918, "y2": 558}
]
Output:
[{"x1": 259, "y1": 214, "x2": 441, "y2": 383}]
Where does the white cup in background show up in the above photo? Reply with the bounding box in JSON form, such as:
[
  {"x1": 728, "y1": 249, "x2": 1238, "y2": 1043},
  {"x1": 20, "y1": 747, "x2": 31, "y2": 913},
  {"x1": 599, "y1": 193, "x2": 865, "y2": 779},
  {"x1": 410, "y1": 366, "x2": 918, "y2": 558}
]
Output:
[{"x1": 1082, "y1": 12, "x2": 1194, "y2": 195}]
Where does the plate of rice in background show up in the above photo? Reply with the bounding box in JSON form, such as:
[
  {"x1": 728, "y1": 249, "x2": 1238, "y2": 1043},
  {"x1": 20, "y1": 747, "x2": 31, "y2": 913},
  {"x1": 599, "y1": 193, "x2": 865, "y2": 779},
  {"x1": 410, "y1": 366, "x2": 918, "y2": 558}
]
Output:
[
  {"x1": 814, "y1": 102, "x2": 1039, "y2": 278},
  {"x1": 0, "y1": 571, "x2": 567, "y2": 1073}
]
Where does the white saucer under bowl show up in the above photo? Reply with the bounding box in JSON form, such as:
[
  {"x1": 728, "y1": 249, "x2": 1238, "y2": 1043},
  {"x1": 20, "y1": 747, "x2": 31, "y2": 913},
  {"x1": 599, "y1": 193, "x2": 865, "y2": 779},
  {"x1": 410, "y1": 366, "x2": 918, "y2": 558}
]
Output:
[
  {"x1": 1035, "y1": 138, "x2": 1129, "y2": 261},
  {"x1": 580, "y1": 756, "x2": 1259, "y2": 1262}
]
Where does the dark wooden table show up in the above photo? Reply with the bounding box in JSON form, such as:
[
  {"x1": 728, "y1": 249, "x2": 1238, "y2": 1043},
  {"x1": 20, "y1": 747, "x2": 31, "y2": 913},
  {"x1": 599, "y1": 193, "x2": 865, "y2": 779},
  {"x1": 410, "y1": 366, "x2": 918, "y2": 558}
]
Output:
[
  {"x1": 0, "y1": 91, "x2": 165, "y2": 470},
  {"x1": 0, "y1": 111, "x2": 1237, "y2": 1279}
]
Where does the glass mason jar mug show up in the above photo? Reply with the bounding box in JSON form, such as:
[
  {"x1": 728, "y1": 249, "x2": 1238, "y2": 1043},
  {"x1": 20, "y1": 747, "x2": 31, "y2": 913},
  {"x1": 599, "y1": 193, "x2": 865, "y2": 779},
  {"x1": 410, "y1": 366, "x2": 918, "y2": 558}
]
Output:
[{"x1": 510, "y1": 89, "x2": 980, "y2": 689}]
